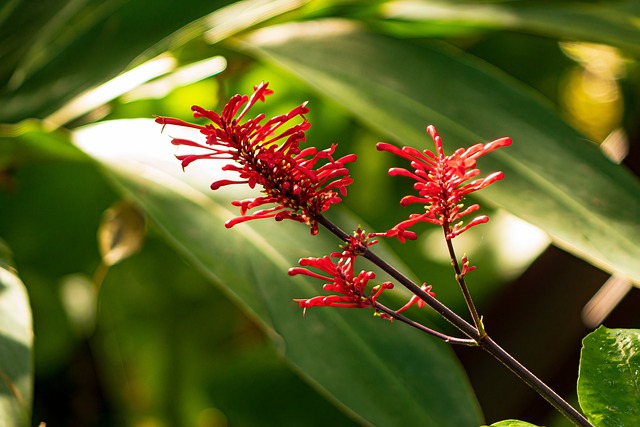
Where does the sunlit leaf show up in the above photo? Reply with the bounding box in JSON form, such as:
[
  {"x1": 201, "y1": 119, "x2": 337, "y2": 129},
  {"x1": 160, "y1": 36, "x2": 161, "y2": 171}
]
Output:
[
  {"x1": 578, "y1": 326, "x2": 640, "y2": 426},
  {"x1": 0, "y1": 0, "x2": 231, "y2": 122},
  {"x1": 142, "y1": 0, "x2": 311, "y2": 56},
  {"x1": 0, "y1": 0, "x2": 313, "y2": 123},
  {"x1": 376, "y1": 0, "x2": 640, "y2": 56},
  {"x1": 238, "y1": 19, "x2": 640, "y2": 283},
  {"x1": 72, "y1": 118, "x2": 484, "y2": 427},
  {"x1": 0, "y1": 239, "x2": 33, "y2": 427},
  {"x1": 0, "y1": 120, "x2": 86, "y2": 168}
]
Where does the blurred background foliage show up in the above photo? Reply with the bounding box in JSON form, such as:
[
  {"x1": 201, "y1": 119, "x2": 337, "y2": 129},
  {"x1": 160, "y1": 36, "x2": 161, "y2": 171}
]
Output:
[{"x1": 1, "y1": 0, "x2": 640, "y2": 426}]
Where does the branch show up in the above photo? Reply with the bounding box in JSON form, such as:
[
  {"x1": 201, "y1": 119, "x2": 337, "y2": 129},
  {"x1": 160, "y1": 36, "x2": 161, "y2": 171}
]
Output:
[{"x1": 314, "y1": 213, "x2": 593, "y2": 427}]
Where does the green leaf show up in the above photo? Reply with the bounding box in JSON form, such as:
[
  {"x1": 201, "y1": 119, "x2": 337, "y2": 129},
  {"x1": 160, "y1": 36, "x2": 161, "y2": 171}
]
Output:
[
  {"x1": 72, "y1": 118, "x2": 483, "y2": 427},
  {"x1": 375, "y1": 1, "x2": 640, "y2": 56},
  {"x1": 578, "y1": 326, "x2": 640, "y2": 426},
  {"x1": 96, "y1": 235, "x2": 360, "y2": 426},
  {"x1": 0, "y1": 0, "x2": 310, "y2": 122},
  {"x1": 140, "y1": 0, "x2": 312, "y2": 57},
  {"x1": 0, "y1": 120, "x2": 87, "y2": 168},
  {"x1": 238, "y1": 19, "x2": 640, "y2": 283},
  {"x1": 0, "y1": 239, "x2": 33, "y2": 427}
]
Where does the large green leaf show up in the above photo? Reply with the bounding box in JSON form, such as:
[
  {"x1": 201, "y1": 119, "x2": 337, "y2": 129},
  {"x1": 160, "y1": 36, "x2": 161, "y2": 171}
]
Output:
[
  {"x1": 237, "y1": 19, "x2": 640, "y2": 283},
  {"x1": 375, "y1": 0, "x2": 640, "y2": 56},
  {"x1": 1, "y1": 0, "x2": 306, "y2": 122},
  {"x1": 0, "y1": 120, "x2": 87, "y2": 168},
  {"x1": 578, "y1": 326, "x2": 640, "y2": 426},
  {"x1": 0, "y1": 239, "x2": 33, "y2": 427},
  {"x1": 140, "y1": 0, "x2": 312, "y2": 57},
  {"x1": 72, "y1": 118, "x2": 483, "y2": 427}
]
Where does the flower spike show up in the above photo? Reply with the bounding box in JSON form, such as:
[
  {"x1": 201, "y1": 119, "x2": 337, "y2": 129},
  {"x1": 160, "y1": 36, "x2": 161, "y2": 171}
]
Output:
[
  {"x1": 289, "y1": 255, "x2": 393, "y2": 312},
  {"x1": 156, "y1": 82, "x2": 357, "y2": 234},
  {"x1": 376, "y1": 126, "x2": 511, "y2": 241}
]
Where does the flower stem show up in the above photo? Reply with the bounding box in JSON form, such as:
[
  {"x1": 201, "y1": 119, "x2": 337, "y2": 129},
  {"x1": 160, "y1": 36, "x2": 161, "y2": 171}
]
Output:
[
  {"x1": 315, "y1": 213, "x2": 480, "y2": 339},
  {"x1": 478, "y1": 335, "x2": 593, "y2": 427},
  {"x1": 373, "y1": 302, "x2": 477, "y2": 346},
  {"x1": 444, "y1": 232, "x2": 485, "y2": 337},
  {"x1": 314, "y1": 213, "x2": 593, "y2": 427}
]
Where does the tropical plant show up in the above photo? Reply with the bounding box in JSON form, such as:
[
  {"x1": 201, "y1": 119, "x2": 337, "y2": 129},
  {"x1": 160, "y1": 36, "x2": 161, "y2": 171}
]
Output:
[{"x1": 1, "y1": 1, "x2": 639, "y2": 426}]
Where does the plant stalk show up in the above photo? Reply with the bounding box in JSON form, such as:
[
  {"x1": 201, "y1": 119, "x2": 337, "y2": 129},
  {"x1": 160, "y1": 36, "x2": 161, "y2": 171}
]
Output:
[
  {"x1": 444, "y1": 234, "x2": 485, "y2": 337},
  {"x1": 478, "y1": 335, "x2": 593, "y2": 427},
  {"x1": 373, "y1": 302, "x2": 477, "y2": 346},
  {"x1": 314, "y1": 214, "x2": 593, "y2": 427}
]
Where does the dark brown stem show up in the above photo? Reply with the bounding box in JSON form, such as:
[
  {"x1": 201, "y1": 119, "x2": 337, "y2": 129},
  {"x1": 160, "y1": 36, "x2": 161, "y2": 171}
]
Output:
[
  {"x1": 444, "y1": 233, "x2": 485, "y2": 337},
  {"x1": 314, "y1": 213, "x2": 593, "y2": 427},
  {"x1": 373, "y1": 302, "x2": 477, "y2": 346},
  {"x1": 315, "y1": 213, "x2": 480, "y2": 339},
  {"x1": 478, "y1": 335, "x2": 593, "y2": 427}
]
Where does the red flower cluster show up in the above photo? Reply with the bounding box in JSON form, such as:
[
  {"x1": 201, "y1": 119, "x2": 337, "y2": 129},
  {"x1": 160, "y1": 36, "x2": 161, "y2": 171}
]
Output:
[
  {"x1": 289, "y1": 254, "x2": 393, "y2": 312},
  {"x1": 338, "y1": 226, "x2": 378, "y2": 256},
  {"x1": 156, "y1": 82, "x2": 356, "y2": 234},
  {"x1": 376, "y1": 125, "x2": 511, "y2": 241},
  {"x1": 289, "y1": 227, "x2": 433, "y2": 315},
  {"x1": 290, "y1": 227, "x2": 391, "y2": 311},
  {"x1": 395, "y1": 283, "x2": 435, "y2": 314}
]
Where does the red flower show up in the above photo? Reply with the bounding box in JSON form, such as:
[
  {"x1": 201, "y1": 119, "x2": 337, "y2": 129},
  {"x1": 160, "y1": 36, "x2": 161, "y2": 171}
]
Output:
[
  {"x1": 330, "y1": 226, "x2": 378, "y2": 257},
  {"x1": 289, "y1": 254, "x2": 393, "y2": 313},
  {"x1": 156, "y1": 82, "x2": 356, "y2": 234},
  {"x1": 395, "y1": 284, "x2": 435, "y2": 314},
  {"x1": 376, "y1": 125, "x2": 511, "y2": 241}
]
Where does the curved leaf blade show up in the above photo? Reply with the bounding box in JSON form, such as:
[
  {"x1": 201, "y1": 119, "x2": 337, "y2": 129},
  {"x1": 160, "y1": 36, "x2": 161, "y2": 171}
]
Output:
[
  {"x1": 1, "y1": 0, "x2": 232, "y2": 122},
  {"x1": 72, "y1": 118, "x2": 484, "y2": 427},
  {"x1": 140, "y1": 0, "x2": 311, "y2": 58},
  {"x1": 0, "y1": 239, "x2": 33, "y2": 427},
  {"x1": 578, "y1": 326, "x2": 640, "y2": 426},
  {"x1": 238, "y1": 19, "x2": 640, "y2": 283},
  {"x1": 0, "y1": 120, "x2": 87, "y2": 168},
  {"x1": 0, "y1": 0, "x2": 312, "y2": 123},
  {"x1": 377, "y1": 1, "x2": 640, "y2": 56}
]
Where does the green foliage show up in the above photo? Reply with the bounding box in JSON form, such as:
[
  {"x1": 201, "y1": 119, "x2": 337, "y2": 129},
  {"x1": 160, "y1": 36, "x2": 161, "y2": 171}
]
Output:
[
  {"x1": 0, "y1": 241, "x2": 33, "y2": 427},
  {"x1": 0, "y1": 0, "x2": 234, "y2": 122},
  {"x1": 578, "y1": 326, "x2": 640, "y2": 426},
  {"x1": 1, "y1": 0, "x2": 640, "y2": 425},
  {"x1": 73, "y1": 118, "x2": 483, "y2": 426},
  {"x1": 374, "y1": 0, "x2": 640, "y2": 55},
  {"x1": 0, "y1": 120, "x2": 86, "y2": 168},
  {"x1": 97, "y1": 232, "x2": 360, "y2": 427},
  {"x1": 239, "y1": 19, "x2": 640, "y2": 283}
]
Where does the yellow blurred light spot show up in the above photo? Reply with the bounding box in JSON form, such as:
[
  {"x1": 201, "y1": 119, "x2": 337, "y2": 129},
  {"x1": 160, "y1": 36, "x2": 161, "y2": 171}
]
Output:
[
  {"x1": 197, "y1": 408, "x2": 228, "y2": 427},
  {"x1": 560, "y1": 42, "x2": 625, "y2": 79},
  {"x1": 559, "y1": 42, "x2": 626, "y2": 142}
]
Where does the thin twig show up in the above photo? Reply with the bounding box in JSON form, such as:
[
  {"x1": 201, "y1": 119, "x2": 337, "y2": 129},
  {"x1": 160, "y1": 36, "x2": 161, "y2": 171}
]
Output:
[
  {"x1": 444, "y1": 232, "x2": 485, "y2": 337},
  {"x1": 314, "y1": 214, "x2": 480, "y2": 339},
  {"x1": 478, "y1": 336, "x2": 593, "y2": 427},
  {"x1": 373, "y1": 302, "x2": 477, "y2": 346}
]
